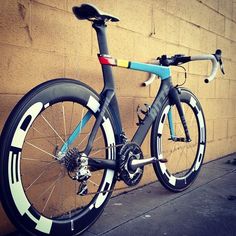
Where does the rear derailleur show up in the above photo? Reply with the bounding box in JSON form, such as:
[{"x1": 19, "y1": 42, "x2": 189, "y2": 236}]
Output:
[{"x1": 64, "y1": 148, "x2": 91, "y2": 196}]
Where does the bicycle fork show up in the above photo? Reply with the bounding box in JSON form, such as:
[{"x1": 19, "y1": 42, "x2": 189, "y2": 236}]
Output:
[{"x1": 168, "y1": 87, "x2": 191, "y2": 142}]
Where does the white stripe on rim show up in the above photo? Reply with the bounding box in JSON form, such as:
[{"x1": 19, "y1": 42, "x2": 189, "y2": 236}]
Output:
[
  {"x1": 9, "y1": 102, "x2": 53, "y2": 234},
  {"x1": 87, "y1": 96, "x2": 100, "y2": 113},
  {"x1": 95, "y1": 117, "x2": 115, "y2": 209}
]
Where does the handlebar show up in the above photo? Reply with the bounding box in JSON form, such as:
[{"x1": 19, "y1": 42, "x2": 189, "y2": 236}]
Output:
[
  {"x1": 191, "y1": 54, "x2": 217, "y2": 83},
  {"x1": 143, "y1": 49, "x2": 224, "y2": 86}
]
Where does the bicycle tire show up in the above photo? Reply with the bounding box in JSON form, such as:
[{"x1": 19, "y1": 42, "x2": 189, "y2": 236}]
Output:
[
  {"x1": 0, "y1": 78, "x2": 117, "y2": 235},
  {"x1": 151, "y1": 88, "x2": 206, "y2": 192}
]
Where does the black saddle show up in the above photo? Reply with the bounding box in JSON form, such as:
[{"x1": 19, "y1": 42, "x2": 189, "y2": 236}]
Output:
[{"x1": 73, "y1": 4, "x2": 120, "y2": 22}]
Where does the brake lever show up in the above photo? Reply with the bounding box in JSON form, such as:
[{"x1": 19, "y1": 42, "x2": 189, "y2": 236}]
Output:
[
  {"x1": 219, "y1": 59, "x2": 225, "y2": 74},
  {"x1": 214, "y1": 49, "x2": 225, "y2": 75}
]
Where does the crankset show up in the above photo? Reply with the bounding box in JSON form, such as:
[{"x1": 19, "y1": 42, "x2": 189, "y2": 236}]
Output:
[
  {"x1": 119, "y1": 142, "x2": 144, "y2": 186},
  {"x1": 118, "y1": 142, "x2": 168, "y2": 186}
]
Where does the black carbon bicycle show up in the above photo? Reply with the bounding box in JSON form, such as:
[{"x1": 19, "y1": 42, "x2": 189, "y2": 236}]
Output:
[{"x1": 0, "y1": 4, "x2": 224, "y2": 236}]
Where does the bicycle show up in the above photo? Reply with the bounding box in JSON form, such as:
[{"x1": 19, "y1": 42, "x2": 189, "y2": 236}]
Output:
[{"x1": 0, "y1": 3, "x2": 225, "y2": 236}]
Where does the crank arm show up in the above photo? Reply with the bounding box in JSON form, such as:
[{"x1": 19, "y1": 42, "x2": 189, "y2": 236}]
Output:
[{"x1": 129, "y1": 156, "x2": 167, "y2": 171}]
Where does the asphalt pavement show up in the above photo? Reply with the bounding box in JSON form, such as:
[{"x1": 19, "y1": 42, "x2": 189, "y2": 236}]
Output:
[{"x1": 6, "y1": 153, "x2": 236, "y2": 236}]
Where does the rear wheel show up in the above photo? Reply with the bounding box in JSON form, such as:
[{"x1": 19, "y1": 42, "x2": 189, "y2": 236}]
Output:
[
  {"x1": 0, "y1": 79, "x2": 117, "y2": 235},
  {"x1": 151, "y1": 88, "x2": 206, "y2": 192}
]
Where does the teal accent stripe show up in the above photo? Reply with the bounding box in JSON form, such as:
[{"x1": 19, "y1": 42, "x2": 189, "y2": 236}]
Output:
[
  {"x1": 130, "y1": 62, "x2": 171, "y2": 80},
  {"x1": 167, "y1": 109, "x2": 175, "y2": 137},
  {"x1": 60, "y1": 111, "x2": 92, "y2": 153}
]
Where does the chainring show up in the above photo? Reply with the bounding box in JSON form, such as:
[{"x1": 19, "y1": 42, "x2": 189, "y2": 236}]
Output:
[{"x1": 119, "y1": 142, "x2": 144, "y2": 186}]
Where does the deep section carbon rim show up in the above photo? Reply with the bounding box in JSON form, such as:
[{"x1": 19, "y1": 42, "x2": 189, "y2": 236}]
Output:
[
  {"x1": 0, "y1": 80, "x2": 116, "y2": 235},
  {"x1": 152, "y1": 89, "x2": 206, "y2": 191}
]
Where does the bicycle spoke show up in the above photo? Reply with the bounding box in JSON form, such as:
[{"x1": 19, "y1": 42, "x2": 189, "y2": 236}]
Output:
[
  {"x1": 90, "y1": 135, "x2": 104, "y2": 156},
  {"x1": 174, "y1": 143, "x2": 187, "y2": 175},
  {"x1": 61, "y1": 165, "x2": 65, "y2": 214},
  {"x1": 78, "y1": 130, "x2": 102, "y2": 150},
  {"x1": 78, "y1": 132, "x2": 90, "y2": 147},
  {"x1": 90, "y1": 149, "x2": 103, "y2": 156},
  {"x1": 26, "y1": 169, "x2": 48, "y2": 191},
  {"x1": 39, "y1": 160, "x2": 58, "y2": 168},
  {"x1": 168, "y1": 136, "x2": 178, "y2": 160},
  {"x1": 30, "y1": 126, "x2": 56, "y2": 147},
  {"x1": 62, "y1": 102, "x2": 67, "y2": 140},
  {"x1": 42, "y1": 184, "x2": 56, "y2": 213},
  {"x1": 36, "y1": 171, "x2": 64, "y2": 203},
  {"x1": 69, "y1": 102, "x2": 75, "y2": 138},
  {"x1": 77, "y1": 108, "x2": 85, "y2": 142},
  {"x1": 188, "y1": 143, "x2": 197, "y2": 158},
  {"x1": 25, "y1": 141, "x2": 57, "y2": 159},
  {"x1": 41, "y1": 114, "x2": 65, "y2": 144},
  {"x1": 88, "y1": 179, "x2": 99, "y2": 187},
  {"x1": 189, "y1": 113, "x2": 195, "y2": 128},
  {"x1": 22, "y1": 158, "x2": 56, "y2": 163},
  {"x1": 25, "y1": 160, "x2": 58, "y2": 191}
]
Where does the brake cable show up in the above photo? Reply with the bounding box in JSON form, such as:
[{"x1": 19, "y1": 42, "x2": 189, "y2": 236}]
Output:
[{"x1": 176, "y1": 65, "x2": 187, "y2": 87}]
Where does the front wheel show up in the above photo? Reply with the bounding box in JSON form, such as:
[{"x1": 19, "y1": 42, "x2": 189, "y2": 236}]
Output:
[
  {"x1": 0, "y1": 78, "x2": 117, "y2": 235},
  {"x1": 151, "y1": 88, "x2": 206, "y2": 192}
]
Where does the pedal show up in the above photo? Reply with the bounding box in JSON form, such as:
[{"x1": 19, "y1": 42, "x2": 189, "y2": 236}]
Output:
[{"x1": 77, "y1": 181, "x2": 88, "y2": 196}]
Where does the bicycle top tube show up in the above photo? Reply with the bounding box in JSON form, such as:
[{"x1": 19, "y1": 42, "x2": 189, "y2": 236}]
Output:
[{"x1": 98, "y1": 54, "x2": 171, "y2": 80}]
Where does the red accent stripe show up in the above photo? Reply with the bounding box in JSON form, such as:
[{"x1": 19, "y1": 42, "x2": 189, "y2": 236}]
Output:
[{"x1": 98, "y1": 56, "x2": 116, "y2": 66}]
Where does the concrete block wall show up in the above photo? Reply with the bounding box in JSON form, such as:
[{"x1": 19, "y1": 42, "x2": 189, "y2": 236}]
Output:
[{"x1": 0, "y1": 0, "x2": 236, "y2": 234}]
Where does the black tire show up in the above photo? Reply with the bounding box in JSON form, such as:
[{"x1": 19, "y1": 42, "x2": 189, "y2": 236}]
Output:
[
  {"x1": 151, "y1": 88, "x2": 206, "y2": 192},
  {"x1": 0, "y1": 78, "x2": 117, "y2": 235}
]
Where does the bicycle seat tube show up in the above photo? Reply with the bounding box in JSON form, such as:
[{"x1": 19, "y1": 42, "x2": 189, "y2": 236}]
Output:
[{"x1": 84, "y1": 21, "x2": 123, "y2": 155}]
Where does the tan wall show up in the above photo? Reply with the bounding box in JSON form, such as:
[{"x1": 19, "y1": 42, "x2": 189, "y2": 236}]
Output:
[{"x1": 1, "y1": 0, "x2": 236, "y2": 234}]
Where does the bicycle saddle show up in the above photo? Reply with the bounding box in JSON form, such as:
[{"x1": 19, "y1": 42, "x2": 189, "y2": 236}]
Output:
[{"x1": 72, "y1": 4, "x2": 120, "y2": 22}]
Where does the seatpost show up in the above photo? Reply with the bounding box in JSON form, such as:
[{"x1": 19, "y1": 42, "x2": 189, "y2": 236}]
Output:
[
  {"x1": 92, "y1": 21, "x2": 109, "y2": 54},
  {"x1": 92, "y1": 21, "x2": 114, "y2": 90}
]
